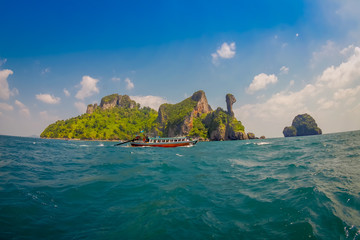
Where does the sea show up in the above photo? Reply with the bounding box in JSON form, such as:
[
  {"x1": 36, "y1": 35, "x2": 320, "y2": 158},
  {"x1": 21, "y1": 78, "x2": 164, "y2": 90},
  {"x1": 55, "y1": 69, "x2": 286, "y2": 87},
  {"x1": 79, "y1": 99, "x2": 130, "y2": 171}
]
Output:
[{"x1": 0, "y1": 131, "x2": 360, "y2": 240}]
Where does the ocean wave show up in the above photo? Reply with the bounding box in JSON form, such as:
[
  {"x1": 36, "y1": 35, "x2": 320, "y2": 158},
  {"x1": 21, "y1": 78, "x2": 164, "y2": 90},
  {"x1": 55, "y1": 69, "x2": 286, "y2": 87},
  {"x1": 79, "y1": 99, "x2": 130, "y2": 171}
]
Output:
[{"x1": 1, "y1": 131, "x2": 359, "y2": 239}]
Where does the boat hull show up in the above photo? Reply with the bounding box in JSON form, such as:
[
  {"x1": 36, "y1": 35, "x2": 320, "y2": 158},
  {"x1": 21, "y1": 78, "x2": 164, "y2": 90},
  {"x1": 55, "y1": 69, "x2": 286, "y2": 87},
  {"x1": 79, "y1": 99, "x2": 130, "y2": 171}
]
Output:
[{"x1": 130, "y1": 140, "x2": 198, "y2": 148}]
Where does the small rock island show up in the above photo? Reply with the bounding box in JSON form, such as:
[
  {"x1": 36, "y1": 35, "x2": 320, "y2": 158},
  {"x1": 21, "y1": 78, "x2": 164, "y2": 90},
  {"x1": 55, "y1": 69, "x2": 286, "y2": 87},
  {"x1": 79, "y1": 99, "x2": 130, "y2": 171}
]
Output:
[{"x1": 283, "y1": 113, "x2": 322, "y2": 137}]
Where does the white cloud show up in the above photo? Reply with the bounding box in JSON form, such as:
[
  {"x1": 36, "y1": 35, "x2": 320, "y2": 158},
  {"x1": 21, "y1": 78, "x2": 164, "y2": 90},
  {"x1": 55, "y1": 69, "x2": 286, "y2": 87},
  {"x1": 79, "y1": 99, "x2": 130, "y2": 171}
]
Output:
[
  {"x1": 15, "y1": 100, "x2": 26, "y2": 109},
  {"x1": 112, "y1": 77, "x2": 121, "y2": 81},
  {"x1": 0, "y1": 102, "x2": 14, "y2": 111},
  {"x1": 75, "y1": 76, "x2": 99, "y2": 100},
  {"x1": 63, "y1": 88, "x2": 70, "y2": 97},
  {"x1": 15, "y1": 100, "x2": 30, "y2": 117},
  {"x1": 0, "y1": 58, "x2": 7, "y2": 66},
  {"x1": 41, "y1": 67, "x2": 50, "y2": 75},
  {"x1": 0, "y1": 69, "x2": 14, "y2": 100},
  {"x1": 36, "y1": 93, "x2": 61, "y2": 104},
  {"x1": 340, "y1": 44, "x2": 355, "y2": 56},
  {"x1": 39, "y1": 111, "x2": 59, "y2": 122},
  {"x1": 335, "y1": 0, "x2": 360, "y2": 21},
  {"x1": 211, "y1": 42, "x2": 236, "y2": 64},
  {"x1": 74, "y1": 101, "x2": 87, "y2": 113},
  {"x1": 310, "y1": 40, "x2": 338, "y2": 68},
  {"x1": 11, "y1": 88, "x2": 19, "y2": 97},
  {"x1": 280, "y1": 66, "x2": 289, "y2": 75},
  {"x1": 334, "y1": 85, "x2": 360, "y2": 101},
  {"x1": 211, "y1": 53, "x2": 219, "y2": 64},
  {"x1": 317, "y1": 46, "x2": 360, "y2": 89},
  {"x1": 130, "y1": 95, "x2": 167, "y2": 110},
  {"x1": 235, "y1": 44, "x2": 360, "y2": 137},
  {"x1": 246, "y1": 73, "x2": 278, "y2": 94},
  {"x1": 125, "y1": 78, "x2": 134, "y2": 90}
]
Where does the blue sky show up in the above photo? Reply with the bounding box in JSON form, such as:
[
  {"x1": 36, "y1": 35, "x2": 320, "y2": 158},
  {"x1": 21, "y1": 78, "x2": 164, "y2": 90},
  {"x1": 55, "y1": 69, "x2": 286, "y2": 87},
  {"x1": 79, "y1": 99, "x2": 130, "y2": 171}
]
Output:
[{"x1": 1, "y1": 0, "x2": 360, "y2": 137}]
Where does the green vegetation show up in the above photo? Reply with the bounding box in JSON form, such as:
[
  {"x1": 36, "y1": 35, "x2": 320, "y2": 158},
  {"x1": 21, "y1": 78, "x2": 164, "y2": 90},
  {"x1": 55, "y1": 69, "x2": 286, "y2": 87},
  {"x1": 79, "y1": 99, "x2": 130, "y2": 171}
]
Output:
[
  {"x1": 188, "y1": 115, "x2": 208, "y2": 139},
  {"x1": 203, "y1": 107, "x2": 244, "y2": 134},
  {"x1": 158, "y1": 96, "x2": 198, "y2": 136},
  {"x1": 283, "y1": 126, "x2": 297, "y2": 137},
  {"x1": 41, "y1": 91, "x2": 248, "y2": 141},
  {"x1": 101, "y1": 94, "x2": 118, "y2": 104},
  {"x1": 204, "y1": 108, "x2": 229, "y2": 134},
  {"x1": 40, "y1": 106, "x2": 158, "y2": 140},
  {"x1": 283, "y1": 113, "x2": 322, "y2": 137},
  {"x1": 230, "y1": 118, "x2": 245, "y2": 132}
]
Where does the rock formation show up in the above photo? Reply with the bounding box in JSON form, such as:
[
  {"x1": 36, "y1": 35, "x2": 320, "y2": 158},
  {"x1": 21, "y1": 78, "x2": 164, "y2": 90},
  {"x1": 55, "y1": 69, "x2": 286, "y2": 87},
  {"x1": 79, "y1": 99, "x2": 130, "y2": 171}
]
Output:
[
  {"x1": 155, "y1": 91, "x2": 247, "y2": 141},
  {"x1": 44, "y1": 90, "x2": 250, "y2": 141},
  {"x1": 283, "y1": 113, "x2": 322, "y2": 137},
  {"x1": 226, "y1": 94, "x2": 236, "y2": 117},
  {"x1": 203, "y1": 103, "x2": 247, "y2": 141},
  {"x1": 156, "y1": 90, "x2": 212, "y2": 137},
  {"x1": 247, "y1": 132, "x2": 256, "y2": 139},
  {"x1": 86, "y1": 103, "x2": 97, "y2": 114},
  {"x1": 86, "y1": 94, "x2": 138, "y2": 114}
]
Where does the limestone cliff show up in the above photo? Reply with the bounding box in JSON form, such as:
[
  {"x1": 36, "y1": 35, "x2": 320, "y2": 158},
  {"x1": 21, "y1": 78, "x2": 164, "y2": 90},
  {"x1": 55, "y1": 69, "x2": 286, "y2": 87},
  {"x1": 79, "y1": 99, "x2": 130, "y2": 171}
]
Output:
[
  {"x1": 156, "y1": 90, "x2": 212, "y2": 137},
  {"x1": 203, "y1": 106, "x2": 247, "y2": 141},
  {"x1": 156, "y1": 91, "x2": 247, "y2": 140},
  {"x1": 86, "y1": 94, "x2": 138, "y2": 113},
  {"x1": 226, "y1": 93, "x2": 236, "y2": 117}
]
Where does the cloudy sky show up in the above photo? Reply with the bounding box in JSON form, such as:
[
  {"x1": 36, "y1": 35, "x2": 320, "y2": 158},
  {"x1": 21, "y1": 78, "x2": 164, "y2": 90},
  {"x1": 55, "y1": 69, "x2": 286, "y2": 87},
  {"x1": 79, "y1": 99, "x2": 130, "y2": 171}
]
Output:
[{"x1": 1, "y1": 0, "x2": 360, "y2": 137}]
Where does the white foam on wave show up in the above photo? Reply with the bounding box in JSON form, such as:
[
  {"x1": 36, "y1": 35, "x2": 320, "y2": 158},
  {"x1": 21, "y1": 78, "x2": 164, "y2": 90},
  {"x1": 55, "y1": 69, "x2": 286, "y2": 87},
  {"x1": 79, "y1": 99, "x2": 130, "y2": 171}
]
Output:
[
  {"x1": 176, "y1": 154, "x2": 183, "y2": 157},
  {"x1": 98, "y1": 143, "x2": 104, "y2": 147},
  {"x1": 229, "y1": 159, "x2": 260, "y2": 168},
  {"x1": 246, "y1": 142, "x2": 270, "y2": 146}
]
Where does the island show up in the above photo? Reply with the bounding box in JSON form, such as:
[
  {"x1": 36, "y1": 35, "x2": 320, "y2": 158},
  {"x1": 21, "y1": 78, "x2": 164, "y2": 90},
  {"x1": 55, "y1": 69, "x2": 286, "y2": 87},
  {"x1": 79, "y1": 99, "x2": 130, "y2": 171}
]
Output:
[
  {"x1": 283, "y1": 113, "x2": 322, "y2": 137},
  {"x1": 41, "y1": 90, "x2": 261, "y2": 141}
]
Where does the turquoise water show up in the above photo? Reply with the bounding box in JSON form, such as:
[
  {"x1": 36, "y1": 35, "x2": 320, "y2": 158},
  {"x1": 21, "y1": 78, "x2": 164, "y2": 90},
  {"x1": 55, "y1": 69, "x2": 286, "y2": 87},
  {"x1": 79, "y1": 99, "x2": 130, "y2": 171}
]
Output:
[{"x1": 0, "y1": 131, "x2": 360, "y2": 239}]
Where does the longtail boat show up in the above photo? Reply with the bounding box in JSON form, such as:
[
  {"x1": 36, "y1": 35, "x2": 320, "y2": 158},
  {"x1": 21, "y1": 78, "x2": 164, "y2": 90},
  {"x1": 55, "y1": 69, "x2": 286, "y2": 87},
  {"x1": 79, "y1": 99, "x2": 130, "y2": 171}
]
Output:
[{"x1": 130, "y1": 136, "x2": 198, "y2": 148}]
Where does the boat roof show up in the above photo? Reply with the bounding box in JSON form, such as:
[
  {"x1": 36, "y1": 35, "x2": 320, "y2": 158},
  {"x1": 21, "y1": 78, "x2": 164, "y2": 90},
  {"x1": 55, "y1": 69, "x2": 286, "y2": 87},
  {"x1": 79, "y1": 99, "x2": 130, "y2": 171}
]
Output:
[{"x1": 148, "y1": 136, "x2": 187, "y2": 140}]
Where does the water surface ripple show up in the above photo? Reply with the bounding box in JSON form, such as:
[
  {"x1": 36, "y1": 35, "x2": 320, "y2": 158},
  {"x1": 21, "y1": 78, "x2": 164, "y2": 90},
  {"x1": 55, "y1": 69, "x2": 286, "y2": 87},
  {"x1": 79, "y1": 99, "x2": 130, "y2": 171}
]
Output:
[{"x1": 0, "y1": 131, "x2": 360, "y2": 239}]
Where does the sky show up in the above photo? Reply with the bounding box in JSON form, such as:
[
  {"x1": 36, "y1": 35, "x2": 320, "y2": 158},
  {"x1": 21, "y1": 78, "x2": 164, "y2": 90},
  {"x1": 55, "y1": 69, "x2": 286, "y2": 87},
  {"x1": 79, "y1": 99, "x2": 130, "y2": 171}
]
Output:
[{"x1": 1, "y1": 0, "x2": 360, "y2": 138}]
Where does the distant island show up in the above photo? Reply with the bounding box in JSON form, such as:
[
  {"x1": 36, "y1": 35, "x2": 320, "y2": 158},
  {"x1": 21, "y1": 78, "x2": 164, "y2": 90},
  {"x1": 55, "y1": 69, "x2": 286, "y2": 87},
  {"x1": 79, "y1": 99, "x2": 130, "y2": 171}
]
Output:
[
  {"x1": 41, "y1": 90, "x2": 261, "y2": 141},
  {"x1": 283, "y1": 113, "x2": 322, "y2": 137}
]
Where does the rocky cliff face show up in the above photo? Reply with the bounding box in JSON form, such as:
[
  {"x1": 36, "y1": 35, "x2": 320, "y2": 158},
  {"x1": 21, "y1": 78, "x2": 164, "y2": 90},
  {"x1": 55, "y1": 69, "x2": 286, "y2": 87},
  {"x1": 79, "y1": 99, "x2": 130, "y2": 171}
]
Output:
[
  {"x1": 226, "y1": 94, "x2": 236, "y2": 117},
  {"x1": 283, "y1": 113, "x2": 322, "y2": 137},
  {"x1": 203, "y1": 106, "x2": 247, "y2": 141},
  {"x1": 157, "y1": 91, "x2": 247, "y2": 141},
  {"x1": 86, "y1": 103, "x2": 98, "y2": 114},
  {"x1": 86, "y1": 94, "x2": 138, "y2": 114},
  {"x1": 156, "y1": 90, "x2": 212, "y2": 137},
  {"x1": 191, "y1": 90, "x2": 213, "y2": 116}
]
